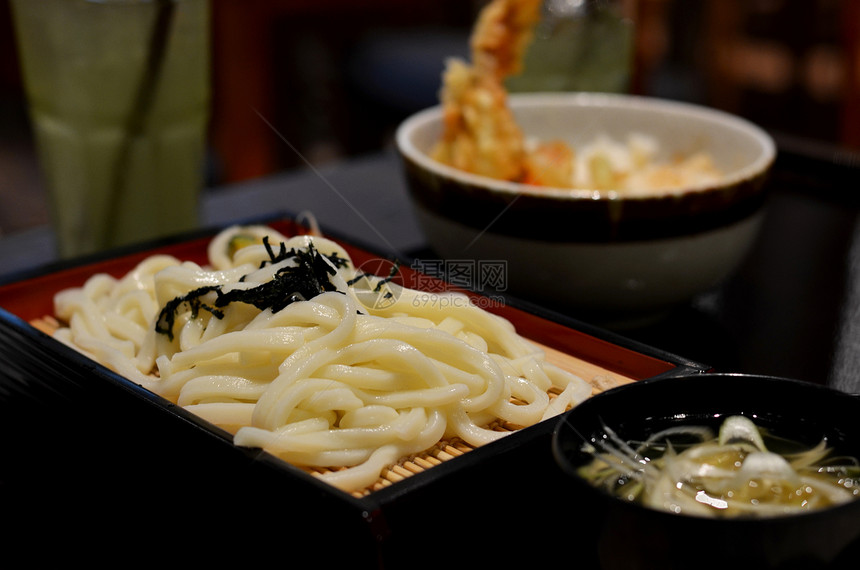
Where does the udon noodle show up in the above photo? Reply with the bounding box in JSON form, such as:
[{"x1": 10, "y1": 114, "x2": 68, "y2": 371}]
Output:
[{"x1": 51, "y1": 224, "x2": 592, "y2": 493}]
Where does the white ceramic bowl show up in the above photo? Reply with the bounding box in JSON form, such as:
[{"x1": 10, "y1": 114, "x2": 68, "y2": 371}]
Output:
[{"x1": 395, "y1": 92, "x2": 776, "y2": 326}]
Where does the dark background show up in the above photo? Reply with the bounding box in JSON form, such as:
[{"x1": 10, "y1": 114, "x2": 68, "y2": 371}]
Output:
[
  {"x1": 1, "y1": 0, "x2": 858, "y2": 236},
  {"x1": 1, "y1": 0, "x2": 859, "y2": 391}
]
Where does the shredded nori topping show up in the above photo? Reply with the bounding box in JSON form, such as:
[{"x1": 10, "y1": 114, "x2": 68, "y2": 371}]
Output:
[
  {"x1": 155, "y1": 237, "x2": 350, "y2": 340},
  {"x1": 374, "y1": 261, "x2": 400, "y2": 293},
  {"x1": 346, "y1": 260, "x2": 401, "y2": 291}
]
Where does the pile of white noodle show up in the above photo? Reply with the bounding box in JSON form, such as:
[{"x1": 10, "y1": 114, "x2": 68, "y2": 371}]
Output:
[{"x1": 52, "y1": 224, "x2": 591, "y2": 492}]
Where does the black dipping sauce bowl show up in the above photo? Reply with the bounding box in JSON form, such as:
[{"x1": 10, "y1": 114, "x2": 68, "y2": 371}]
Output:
[{"x1": 551, "y1": 373, "x2": 860, "y2": 570}]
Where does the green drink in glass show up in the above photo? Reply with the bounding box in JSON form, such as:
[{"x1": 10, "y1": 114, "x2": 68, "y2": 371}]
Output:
[
  {"x1": 506, "y1": 0, "x2": 634, "y2": 94},
  {"x1": 10, "y1": 0, "x2": 210, "y2": 259}
]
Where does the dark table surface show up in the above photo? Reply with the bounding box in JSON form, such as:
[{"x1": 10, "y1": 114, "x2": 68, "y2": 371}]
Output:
[
  {"x1": 2, "y1": 133, "x2": 860, "y2": 567},
  {"x1": 626, "y1": 134, "x2": 860, "y2": 393},
  {"x1": 2, "y1": 134, "x2": 859, "y2": 394}
]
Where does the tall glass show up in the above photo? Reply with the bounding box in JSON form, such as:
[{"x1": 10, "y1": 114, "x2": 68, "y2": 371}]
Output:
[
  {"x1": 10, "y1": 0, "x2": 210, "y2": 259},
  {"x1": 505, "y1": 0, "x2": 634, "y2": 94}
]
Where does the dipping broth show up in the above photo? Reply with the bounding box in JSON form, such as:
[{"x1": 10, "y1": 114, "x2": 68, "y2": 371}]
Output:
[{"x1": 576, "y1": 414, "x2": 860, "y2": 518}]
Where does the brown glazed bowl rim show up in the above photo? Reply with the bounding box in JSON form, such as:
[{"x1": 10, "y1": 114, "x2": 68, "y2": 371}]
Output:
[{"x1": 395, "y1": 92, "x2": 777, "y2": 203}]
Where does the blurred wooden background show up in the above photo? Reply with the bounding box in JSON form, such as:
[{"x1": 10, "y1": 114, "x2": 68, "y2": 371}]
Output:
[
  {"x1": 1, "y1": 0, "x2": 858, "y2": 235},
  {"x1": 208, "y1": 0, "x2": 860, "y2": 182}
]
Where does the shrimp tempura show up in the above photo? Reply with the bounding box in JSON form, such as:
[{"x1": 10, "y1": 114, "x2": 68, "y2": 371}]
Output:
[
  {"x1": 431, "y1": 0, "x2": 542, "y2": 182},
  {"x1": 471, "y1": 0, "x2": 543, "y2": 81}
]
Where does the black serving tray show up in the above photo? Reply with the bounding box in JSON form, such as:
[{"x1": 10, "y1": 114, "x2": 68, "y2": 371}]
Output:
[{"x1": 0, "y1": 216, "x2": 708, "y2": 567}]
